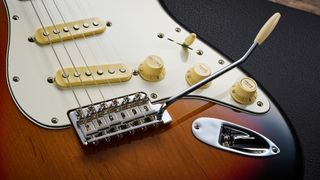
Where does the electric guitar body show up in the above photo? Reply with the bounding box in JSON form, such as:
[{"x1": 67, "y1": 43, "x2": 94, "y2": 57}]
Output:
[{"x1": 0, "y1": 0, "x2": 302, "y2": 179}]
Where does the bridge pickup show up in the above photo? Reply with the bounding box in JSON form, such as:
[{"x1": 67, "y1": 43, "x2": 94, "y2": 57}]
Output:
[
  {"x1": 54, "y1": 63, "x2": 132, "y2": 88},
  {"x1": 34, "y1": 17, "x2": 106, "y2": 45},
  {"x1": 68, "y1": 92, "x2": 172, "y2": 145}
]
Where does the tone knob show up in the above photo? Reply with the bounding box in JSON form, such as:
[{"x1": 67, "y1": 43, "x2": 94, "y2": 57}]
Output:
[
  {"x1": 138, "y1": 55, "x2": 166, "y2": 82},
  {"x1": 230, "y1": 77, "x2": 257, "y2": 105},
  {"x1": 185, "y1": 63, "x2": 212, "y2": 89}
]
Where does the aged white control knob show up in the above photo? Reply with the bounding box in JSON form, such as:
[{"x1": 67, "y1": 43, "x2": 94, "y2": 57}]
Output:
[
  {"x1": 185, "y1": 63, "x2": 212, "y2": 89},
  {"x1": 138, "y1": 55, "x2": 166, "y2": 82},
  {"x1": 230, "y1": 77, "x2": 257, "y2": 105}
]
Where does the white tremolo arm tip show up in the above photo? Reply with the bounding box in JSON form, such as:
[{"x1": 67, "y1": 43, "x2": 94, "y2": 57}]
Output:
[{"x1": 254, "y1": 12, "x2": 281, "y2": 45}]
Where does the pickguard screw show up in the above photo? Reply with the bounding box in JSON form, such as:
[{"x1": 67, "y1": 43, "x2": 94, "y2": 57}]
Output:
[
  {"x1": 196, "y1": 50, "x2": 204, "y2": 56},
  {"x1": 257, "y1": 101, "x2": 264, "y2": 107},
  {"x1": 13, "y1": 76, "x2": 20, "y2": 82},
  {"x1": 133, "y1": 70, "x2": 139, "y2": 76},
  {"x1": 47, "y1": 77, "x2": 54, "y2": 84},
  {"x1": 175, "y1": 27, "x2": 181, "y2": 32},
  {"x1": 150, "y1": 93, "x2": 157, "y2": 99},
  {"x1": 12, "y1": 15, "x2": 19, "y2": 20},
  {"x1": 194, "y1": 123, "x2": 200, "y2": 130},
  {"x1": 218, "y1": 59, "x2": 225, "y2": 65},
  {"x1": 28, "y1": 37, "x2": 35, "y2": 42},
  {"x1": 51, "y1": 117, "x2": 58, "y2": 124},
  {"x1": 106, "y1": 21, "x2": 112, "y2": 27},
  {"x1": 272, "y1": 146, "x2": 279, "y2": 153},
  {"x1": 157, "y1": 33, "x2": 164, "y2": 39}
]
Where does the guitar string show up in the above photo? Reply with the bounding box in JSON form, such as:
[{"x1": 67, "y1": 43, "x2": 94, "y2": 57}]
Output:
[
  {"x1": 54, "y1": 0, "x2": 129, "y2": 125},
  {"x1": 52, "y1": 0, "x2": 126, "y2": 104},
  {"x1": 76, "y1": 1, "x2": 151, "y2": 121},
  {"x1": 63, "y1": 0, "x2": 149, "y2": 126},
  {"x1": 29, "y1": 0, "x2": 83, "y2": 111},
  {"x1": 37, "y1": 0, "x2": 118, "y2": 134},
  {"x1": 51, "y1": 0, "x2": 107, "y2": 102},
  {"x1": 79, "y1": 0, "x2": 151, "y2": 122},
  {"x1": 72, "y1": 0, "x2": 129, "y2": 99},
  {"x1": 50, "y1": 0, "x2": 116, "y2": 128},
  {"x1": 37, "y1": 0, "x2": 97, "y2": 109},
  {"x1": 51, "y1": 0, "x2": 145, "y2": 132}
]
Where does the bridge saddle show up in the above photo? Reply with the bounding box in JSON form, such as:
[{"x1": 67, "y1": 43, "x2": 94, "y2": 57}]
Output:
[{"x1": 68, "y1": 92, "x2": 172, "y2": 145}]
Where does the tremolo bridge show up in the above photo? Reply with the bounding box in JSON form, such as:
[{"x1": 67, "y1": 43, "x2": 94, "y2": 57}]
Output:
[{"x1": 68, "y1": 92, "x2": 172, "y2": 145}]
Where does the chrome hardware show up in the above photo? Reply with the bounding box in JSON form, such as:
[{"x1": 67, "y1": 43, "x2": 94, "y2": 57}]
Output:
[
  {"x1": 73, "y1": 25, "x2": 80, "y2": 30},
  {"x1": 83, "y1": 23, "x2": 90, "y2": 28},
  {"x1": 68, "y1": 92, "x2": 172, "y2": 145},
  {"x1": 47, "y1": 77, "x2": 54, "y2": 84},
  {"x1": 192, "y1": 117, "x2": 280, "y2": 157},
  {"x1": 106, "y1": 21, "x2": 112, "y2": 27},
  {"x1": 12, "y1": 76, "x2": 20, "y2": 82},
  {"x1": 51, "y1": 117, "x2": 59, "y2": 124},
  {"x1": 12, "y1": 15, "x2": 19, "y2": 20}
]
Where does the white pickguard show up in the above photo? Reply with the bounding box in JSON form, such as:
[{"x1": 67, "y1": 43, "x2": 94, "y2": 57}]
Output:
[{"x1": 5, "y1": 0, "x2": 270, "y2": 129}]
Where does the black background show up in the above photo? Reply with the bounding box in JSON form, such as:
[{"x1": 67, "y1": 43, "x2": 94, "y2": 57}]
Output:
[{"x1": 160, "y1": 0, "x2": 320, "y2": 179}]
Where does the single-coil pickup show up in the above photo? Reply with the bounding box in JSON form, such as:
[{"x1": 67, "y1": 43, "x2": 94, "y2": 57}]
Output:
[
  {"x1": 55, "y1": 63, "x2": 132, "y2": 88},
  {"x1": 34, "y1": 17, "x2": 106, "y2": 45}
]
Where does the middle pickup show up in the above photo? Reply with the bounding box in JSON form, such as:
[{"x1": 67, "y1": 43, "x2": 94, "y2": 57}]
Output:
[{"x1": 54, "y1": 64, "x2": 132, "y2": 88}]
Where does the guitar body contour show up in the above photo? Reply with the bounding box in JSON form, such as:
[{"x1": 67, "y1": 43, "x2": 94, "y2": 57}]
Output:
[{"x1": 0, "y1": 0, "x2": 302, "y2": 179}]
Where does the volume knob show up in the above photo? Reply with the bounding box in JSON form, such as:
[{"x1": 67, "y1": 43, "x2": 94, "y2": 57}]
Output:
[
  {"x1": 139, "y1": 55, "x2": 166, "y2": 82},
  {"x1": 185, "y1": 63, "x2": 212, "y2": 89},
  {"x1": 230, "y1": 77, "x2": 257, "y2": 105}
]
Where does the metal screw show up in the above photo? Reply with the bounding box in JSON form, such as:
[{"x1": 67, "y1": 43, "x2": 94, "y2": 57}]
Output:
[
  {"x1": 93, "y1": 21, "x2": 99, "y2": 26},
  {"x1": 133, "y1": 70, "x2": 139, "y2": 76},
  {"x1": 218, "y1": 59, "x2": 225, "y2": 65},
  {"x1": 63, "y1": 27, "x2": 69, "y2": 32},
  {"x1": 175, "y1": 27, "x2": 181, "y2": 32},
  {"x1": 196, "y1": 50, "x2": 204, "y2": 56},
  {"x1": 106, "y1": 21, "x2": 112, "y2": 27},
  {"x1": 108, "y1": 69, "x2": 115, "y2": 74},
  {"x1": 28, "y1": 36, "x2": 35, "y2": 42},
  {"x1": 117, "y1": 133, "x2": 123, "y2": 139},
  {"x1": 119, "y1": 68, "x2": 126, "y2": 73},
  {"x1": 105, "y1": 137, "x2": 111, "y2": 142},
  {"x1": 85, "y1": 71, "x2": 92, "y2": 76},
  {"x1": 257, "y1": 101, "x2": 264, "y2": 107},
  {"x1": 43, "y1": 31, "x2": 50, "y2": 36},
  {"x1": 13, "y1": 76, "x2": 20, "y2": 82},
  {"x1": 194, "y1": 123, "x2": 200, "y2": 130},
  {"x1": 47, "y1": 77, "x2": 54, "y2": 84},
  {"x1": 62, "y1": 72, "x2": 69, "y2": 78},
  {"x1": 97, "y1": 69, "x2": 104, "y2": 75},
  {"x1": 157, "y1": 33, "x2": 164, "y2": 39},
  {"x1": 150, "y1": 93, "x2": 157, "y2": 99},
  {"x1": 73, "y1": 25, "x2": 80, "y2": 30},
  {"x1": 83, "y1": 23, "x2": 90, "y2": 28},
  {"x1": 272, "y1": 146, "x2": 279, "y2": 153},
  {"x1": 51, "y1": 117, "x2": 58, "y2": 124},
  {"x1": 53, "y1": 29, "x2": 60, "y2": 34},
  {"x1": 12, "y1": 15, "x2": 19, "y2": 20},
  {"x1": 74, "y1": 72, "x2": 81, "y2": 77},
  {"x1": 129, "y1": 130, "x2": 135, "y2": 135}
]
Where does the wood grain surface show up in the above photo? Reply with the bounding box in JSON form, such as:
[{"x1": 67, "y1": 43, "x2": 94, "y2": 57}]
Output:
[{"x1": 272, "y1": 0, "x2": 320, "y2": 15}]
